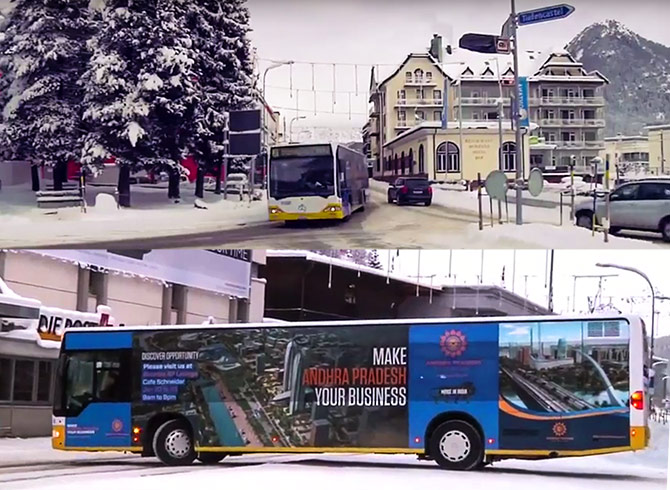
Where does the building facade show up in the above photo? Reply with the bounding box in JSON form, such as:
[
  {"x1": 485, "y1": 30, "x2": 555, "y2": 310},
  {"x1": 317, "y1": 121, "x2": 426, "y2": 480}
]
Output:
[
  {"x1": 602, "y1": 135, "x2": 650, "y2": 174},
  {"x1": 365, "y1": 36, "x2": 608, "y2": 180},
  {"x1": 645, "y1": 124, "x2": 669, "y2": 175},
  {"x1": 0, "y1": 249, "x2": 266, "y2": 437}
]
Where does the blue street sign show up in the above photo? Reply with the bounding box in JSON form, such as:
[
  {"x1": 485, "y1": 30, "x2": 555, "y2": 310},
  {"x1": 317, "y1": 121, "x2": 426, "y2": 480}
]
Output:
[
  {"x1": 441, "y1": 77, "x2": 449, "y2": 129},
  {"x1": 518, "y1": 77, "x2": 530, "y2": 128},
  {"x1": 518, "y1": 4, "x2": 575, "y2": 26}
]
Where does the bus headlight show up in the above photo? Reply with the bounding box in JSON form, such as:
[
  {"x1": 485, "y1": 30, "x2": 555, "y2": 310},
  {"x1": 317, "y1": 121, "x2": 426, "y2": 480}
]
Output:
[
  {"x1": 324, "y1": 205, "x2": 341, "y2": 213},
  {"x1": 269, "y1": 207, "x2": 281, "y2": 215}
]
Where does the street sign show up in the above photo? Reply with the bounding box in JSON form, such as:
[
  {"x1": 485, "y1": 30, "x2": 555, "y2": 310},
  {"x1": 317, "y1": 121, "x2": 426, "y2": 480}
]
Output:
[
  {"x1": 501, "y1": 14, "x2": 515, "y2": 39},
  {"x1": 496, "y1": 38, "x2": 511, "y2": 54},
  {"x1": 528, "y1": 168, "x2": 545, "y2": 197},
  {"x1": 517, "y1": 77, "x2": 530, "y2": 128},
  {"x1": 518, "y1": 4, "x2": 575, "y2": 26},
  {"x1": 485, "y1": 170, "x2": 508, "y2": 201},
  {"x1": 459, "y1": 33, "x2": 500, "y2": 54}
]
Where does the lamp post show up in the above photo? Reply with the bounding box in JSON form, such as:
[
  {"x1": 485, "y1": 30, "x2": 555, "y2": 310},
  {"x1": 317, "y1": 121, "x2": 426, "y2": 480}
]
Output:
[
  {"x1": 261, "y1": 60, "x2": 294, "y2": 146},
  {"x1": 596, "y1": 263, "x2": 656, "y2": 358},
  {"x1": 289, "y1": 116, "x2": 306, "y2": 143}
]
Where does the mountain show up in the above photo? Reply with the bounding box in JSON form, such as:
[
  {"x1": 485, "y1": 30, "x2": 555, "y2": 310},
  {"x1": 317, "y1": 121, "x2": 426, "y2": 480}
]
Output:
[{"x1": 566, "y1": 20, "x2": 670, "y2": 136}]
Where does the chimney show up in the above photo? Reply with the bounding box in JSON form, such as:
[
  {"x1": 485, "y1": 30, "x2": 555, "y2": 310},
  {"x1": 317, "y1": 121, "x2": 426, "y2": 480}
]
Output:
[{"x1": 429, "y1": 34, "x2": 443, "y2": 63}]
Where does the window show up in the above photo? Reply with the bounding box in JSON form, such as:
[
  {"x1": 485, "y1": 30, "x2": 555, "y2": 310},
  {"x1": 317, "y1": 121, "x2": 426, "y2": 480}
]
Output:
[
  {"x1": 501, "y1": 142, "x2": 516, "y2": 172},
  {"x1": 436, "y1": 142, "x2": 460, "y2": 173},
  {"x1": 0, "y1": 358, "x2": 11, "y2": 400},
  {"x1": 418, "y1": 145, "x2": 425, "y2": 174},
  {"x1": 426, "y1": 71, "x2": 432, "y2": 81},
  {"x1": 416, "y1": 110, "x2": 425, "y2": 120},
  {"x1": 610, "y1": 184, "x2": 639, "y2": 202},
  {"x1": 397, "y1": 89, "x2": 406, "y2": 100},
  {"x1": 639, "y1": 183, "x2": 670, "y2": 200},
  {"x1": 13, "y1": 360, "x2": 35, "y2": 402},
  {"x1": 414, "y1": 69, "x2": 423, "y2": 82},
  {"x1": 471, "y1": 91, "x2": 479, "y2": 98},
  {"x1": 398, "y1": 110, "x2": 406, "y2": 121},
  {"x1": 434, "y1": 111, "x2": 442, "y2": 121},
  {"x1": 405, "y1": 72, "x2": 412, "y2": 82},
  {"x1": 472, "y1": 112, "x2": 480, "y2": 120},
  {"x1": 434, "y1": 89, "x2": 442, "y2": 100},
  {"x1": 37, "y1": 361, "x2": 52, "y2": 402},
  {"x1": 416, "y1": 88, "x2": 423, "y2": 99}
]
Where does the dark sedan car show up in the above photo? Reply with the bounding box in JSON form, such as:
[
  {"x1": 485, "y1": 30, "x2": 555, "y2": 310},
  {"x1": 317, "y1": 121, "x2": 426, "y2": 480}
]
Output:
[{"x1": 387, "y1": 177, "x2": 432, "y2": 206}]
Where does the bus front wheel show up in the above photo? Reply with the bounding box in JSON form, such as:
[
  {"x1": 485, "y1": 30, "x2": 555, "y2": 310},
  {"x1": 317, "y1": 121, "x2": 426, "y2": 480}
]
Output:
[
  {"x1": 429, "y1": 420, "x2": 483, "y2": 471},
  {"x1": 153, "y1": 419, "x2": 196, "y2": 466}
]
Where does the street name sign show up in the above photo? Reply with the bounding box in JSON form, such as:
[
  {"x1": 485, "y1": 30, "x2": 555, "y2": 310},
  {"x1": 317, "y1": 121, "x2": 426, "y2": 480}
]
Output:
[{"x1": 518, "y1": 4, "x2": 575, "y2": 26}]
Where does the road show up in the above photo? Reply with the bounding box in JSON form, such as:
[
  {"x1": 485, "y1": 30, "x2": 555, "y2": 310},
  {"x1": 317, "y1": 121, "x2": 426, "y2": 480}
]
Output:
[
  {"x1": 51, "y1": 187, "x2": 489, "y2": 250},
  {"x1": 0, "y1": 450, "x2": 665, "y2": 490}
]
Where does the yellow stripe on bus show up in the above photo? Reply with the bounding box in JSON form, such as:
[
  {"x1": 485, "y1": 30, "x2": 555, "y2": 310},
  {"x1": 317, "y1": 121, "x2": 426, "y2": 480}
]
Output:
[{"x1": 196, "y1": 446, "x2": 424, "y2": 454}]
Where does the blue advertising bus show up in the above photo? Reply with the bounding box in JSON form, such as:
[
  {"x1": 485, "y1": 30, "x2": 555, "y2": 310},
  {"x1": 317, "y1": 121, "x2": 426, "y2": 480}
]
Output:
[{"x1": 52, "y1": 315, "x2": 649, "y2": 470}]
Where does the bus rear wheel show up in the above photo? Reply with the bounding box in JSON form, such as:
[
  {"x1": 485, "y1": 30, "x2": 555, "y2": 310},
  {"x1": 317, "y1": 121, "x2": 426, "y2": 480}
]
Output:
[
  {"x1": 153, "y1": 419, "x2": 196, "y2": 466},
  {"x1": 429, "y1": 420, "x2": 483, "y2": 471},
  {"x1": 198, "y1": 452, "x2": 227, "y2": 464}
]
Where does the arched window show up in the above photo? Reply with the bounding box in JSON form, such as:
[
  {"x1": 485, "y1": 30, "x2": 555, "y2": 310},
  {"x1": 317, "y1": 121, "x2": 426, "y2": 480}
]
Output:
[
  {"x1": 400, "y1": 151, "x2": 406, "y2": 174},
  {"x1": 418, "y1": 145, "x2": 425, "y2": 174},
  {"x1": 408, "y1": 148, "x2": 414, "y2": 175},
  {"x1": 501, "y1": 142, "x2": 517, "y2": 172},
  {"x1": 436, "y1": 142, "x2": 460, "y2": 173},
  {"x1": 414, "y1": 68, "x2": 424, "y2": 82}
]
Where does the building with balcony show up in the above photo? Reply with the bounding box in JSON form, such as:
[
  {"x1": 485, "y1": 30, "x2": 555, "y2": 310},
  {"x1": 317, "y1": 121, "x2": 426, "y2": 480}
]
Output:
[
  {"x1": 366, "y1": 35, "x2": 609, "y2": 180},
  {"x1": 645, "y1": 124, "x2": 669, "y2": 175},
  {"x1": 602, "y1": 135, "x2": 650, "y2": 174}
]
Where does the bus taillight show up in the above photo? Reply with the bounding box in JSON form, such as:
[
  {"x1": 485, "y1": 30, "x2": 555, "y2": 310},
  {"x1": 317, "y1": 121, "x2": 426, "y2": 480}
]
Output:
[
  {"x1": 400, "y1": 186, "x2": 408, "y2": 194},
  {"x1": 631, "y1": 391, "x2": 644, "y2": 410},
  {"x1": 132, "y1": 426, "x2": 141, "y2": 443}
]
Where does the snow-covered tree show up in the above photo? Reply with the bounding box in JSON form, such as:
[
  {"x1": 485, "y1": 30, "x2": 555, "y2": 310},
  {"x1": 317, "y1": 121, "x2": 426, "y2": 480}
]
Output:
[
  {"x1": 368, "y1": 250, "x2": 383, "y2": 270},
  {"x1": 0, "y1": 0, "x2": 95, "y2": 191},
  {"x1": 80, "y1": 0, "x2": 199, "y2": 206},
  {"x1": 183, "y1": 0, "x2": 256, "y2": 197}
]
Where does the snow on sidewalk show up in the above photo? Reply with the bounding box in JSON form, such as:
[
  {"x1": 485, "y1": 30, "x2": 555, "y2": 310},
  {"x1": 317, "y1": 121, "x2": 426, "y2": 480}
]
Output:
[
  {"x1": 0, "y1": 437, "x2": 133, "y2": 467},
  {"x1": 0, "y1": 184, "x2": 269, "y2": 247}
]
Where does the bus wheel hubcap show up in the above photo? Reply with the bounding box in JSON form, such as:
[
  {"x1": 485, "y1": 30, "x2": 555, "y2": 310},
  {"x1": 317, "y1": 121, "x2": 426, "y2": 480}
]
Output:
[
  {"x1": 165, "y1": 429, "x2": 191, "y2": 458},
  {"x1": 439, "y1": 430, "x2": 470, "y2": 462}
]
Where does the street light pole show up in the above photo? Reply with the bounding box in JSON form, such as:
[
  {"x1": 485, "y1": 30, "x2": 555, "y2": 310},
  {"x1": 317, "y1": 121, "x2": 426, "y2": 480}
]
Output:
[
  {"x1": 596, "y1": 263, "x2": 656, "y2": 358},
  {"x1": 510, "y1": 0, "x2": 523, "y2": 225},
  {"x1": 289, "y1": 116, "x2": 306, "y2": 143},
  {"x1": 262, "y1": 60, "x2": 294, "y2": 147}
]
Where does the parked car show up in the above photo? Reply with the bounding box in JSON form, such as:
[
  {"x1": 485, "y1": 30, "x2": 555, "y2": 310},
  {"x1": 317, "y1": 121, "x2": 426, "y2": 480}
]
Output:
[
  {"x1": 574, "y1": 178, "x2": 670, "y2": 241},
  {"x1": 387, "y1": 177, "x2": 432, "y2": 206},
  {"x1": 225, "y1": 173, "x2": 250, "y2": 195}
]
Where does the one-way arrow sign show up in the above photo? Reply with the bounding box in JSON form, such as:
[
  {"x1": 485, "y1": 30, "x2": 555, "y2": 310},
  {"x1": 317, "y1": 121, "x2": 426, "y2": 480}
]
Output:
[{"x1": 518, "y1": 4, "x2": 575, "y2": 26}]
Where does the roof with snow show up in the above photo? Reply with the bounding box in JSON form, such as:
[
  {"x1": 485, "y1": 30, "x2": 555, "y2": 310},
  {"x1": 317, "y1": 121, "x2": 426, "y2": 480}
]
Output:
[{"x1": 377, "y1": 53, "x2": 453, "y2": 88}]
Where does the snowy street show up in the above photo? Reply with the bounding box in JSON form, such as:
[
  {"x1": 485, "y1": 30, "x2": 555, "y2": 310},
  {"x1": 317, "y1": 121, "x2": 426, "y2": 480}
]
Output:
[
  {"x1": 1, "y1": 422, "x2": 667, "y2": 490},
  {"x1": 6, "y1": 180, "x2": 666, "y2": 249}
]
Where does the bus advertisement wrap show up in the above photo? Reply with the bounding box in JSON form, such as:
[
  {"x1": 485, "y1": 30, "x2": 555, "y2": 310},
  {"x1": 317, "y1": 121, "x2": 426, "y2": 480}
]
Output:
[{"x1": 54, "y1": 316, "x2": 644, "y2": 470}]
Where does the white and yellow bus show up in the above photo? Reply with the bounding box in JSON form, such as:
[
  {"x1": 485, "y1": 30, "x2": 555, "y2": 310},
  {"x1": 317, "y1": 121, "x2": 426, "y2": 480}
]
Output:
[{"x1": 268, "y1": 143, "x2": 369, "y2": 221}]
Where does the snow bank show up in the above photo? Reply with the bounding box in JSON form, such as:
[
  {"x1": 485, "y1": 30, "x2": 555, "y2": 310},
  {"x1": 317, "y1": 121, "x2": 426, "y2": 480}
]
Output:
[{"x1": 464, "y1": 222, "x2": 664, "y2": 249}]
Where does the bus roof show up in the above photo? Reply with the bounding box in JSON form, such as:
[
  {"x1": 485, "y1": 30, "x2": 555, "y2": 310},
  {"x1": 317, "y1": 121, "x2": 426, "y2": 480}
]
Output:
[{"x1": 62, "y1": 313, "x2": 640, "y2": 335}]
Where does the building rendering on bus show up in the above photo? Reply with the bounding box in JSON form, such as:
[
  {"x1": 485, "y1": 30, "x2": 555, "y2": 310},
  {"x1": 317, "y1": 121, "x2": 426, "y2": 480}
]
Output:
[
  {"x1": 267, "y1": 143, "x2": 369, "y2": 221},
  {"x1": 52, "y1": 315, "x2": 649, "y2": 470}
]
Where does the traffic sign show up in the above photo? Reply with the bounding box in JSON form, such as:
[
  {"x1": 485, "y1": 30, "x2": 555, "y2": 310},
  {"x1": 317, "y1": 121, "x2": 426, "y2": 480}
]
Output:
[
  {"x1": 496, "y1": 38, "x2": 510, "y2": 54},
  {"x1": 528, "y1": 168, "x2": 545, "y2": 197},
  {"x1": 518, "y1": 4, "x2": 575, "y2": 26},
  {"x1": 485, "y1": 170, "x2": 508, "y2": 201},
  {"x1": 459, "y1": 33, "x2": 500, "y2": 54}
]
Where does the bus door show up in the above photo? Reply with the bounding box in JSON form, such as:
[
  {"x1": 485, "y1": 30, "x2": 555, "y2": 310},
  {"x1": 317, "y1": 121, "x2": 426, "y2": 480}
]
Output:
[
  {"x1": 53, "y1": 333, "x2": 133, "y2": 449},
  {"x1": 337, "y1": 149, "x2": 352, "y2": 215}
]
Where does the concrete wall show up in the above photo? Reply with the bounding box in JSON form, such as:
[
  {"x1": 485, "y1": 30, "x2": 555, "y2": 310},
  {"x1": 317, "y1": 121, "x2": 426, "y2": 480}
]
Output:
[
  {"x1": 0, "y1": 406, "x2": 52, "y2": 438},
  {"x1": 0, "y1": 161, "x2": 31, "y2": 187},
  {"x1": 106, "y1": 274, "x2": 164, "y2": 325},
  {"x1": 648, "y1": 127, "x2": 670, "y2": 175}
]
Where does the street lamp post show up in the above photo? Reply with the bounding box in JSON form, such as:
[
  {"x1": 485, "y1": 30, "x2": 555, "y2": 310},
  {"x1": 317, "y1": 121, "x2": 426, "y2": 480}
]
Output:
[
  {"x1": 510, "y1": 0, "x2": 523, "y2": 225},
  {"x1": 596, "y1": 263, "x2": 656, "y2": 358},
  {"x1": 289, "y1": 116, "x2": 306, "y2": 143},
  {"x1": 261, "y1": 60, "x2": 294, "y2": 146}
]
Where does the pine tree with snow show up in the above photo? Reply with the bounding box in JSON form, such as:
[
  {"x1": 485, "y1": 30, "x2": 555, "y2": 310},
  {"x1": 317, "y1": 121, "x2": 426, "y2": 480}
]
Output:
[
  {"x1": 80, "y1": 0, "x2": 199, "y2": 206},
  {"x1": 182, "y1": 0, "x2": 256, "y2": 197},
  {"x1": 368, "y1": 250, "x2": 383, "y2": 270},
  {"x1": 0, "y1": 0, "x2": 95, "y2": 191}
]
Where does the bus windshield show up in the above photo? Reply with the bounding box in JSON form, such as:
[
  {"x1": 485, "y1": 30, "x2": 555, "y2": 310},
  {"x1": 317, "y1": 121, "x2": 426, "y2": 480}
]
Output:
[{"x1": 269, "y1": 156, "x2": 335, "y2": 199}]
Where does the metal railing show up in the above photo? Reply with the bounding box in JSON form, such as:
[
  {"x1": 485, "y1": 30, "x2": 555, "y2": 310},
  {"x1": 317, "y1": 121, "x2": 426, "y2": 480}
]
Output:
[
  {"x1": 539, "y1": 118, "x2": 606, "y2": 127},
  {"x1": 530, "y1": 96, "x2": 605, "y2": 106},
  {"x1": 404, "y1": 77, "x2": 437, "y2": 85},
  {"x1": 395, "y1": 98, "x2": 443, "y2": 106},
  {"x1": 455, "y1": 97, "x2": 511, "y2": 106}
]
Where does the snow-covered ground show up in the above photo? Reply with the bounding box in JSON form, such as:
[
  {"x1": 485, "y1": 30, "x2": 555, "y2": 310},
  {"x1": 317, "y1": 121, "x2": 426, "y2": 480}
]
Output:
[
  {"x1": 370, "y1": 180, "x2": 666, "y2": 248},
  {"x1": 1, "y1": 422, "x2": 666, "y2": 489},
  {"x1": 0, "y1": 183, "x2": 268, "y2": 247}
]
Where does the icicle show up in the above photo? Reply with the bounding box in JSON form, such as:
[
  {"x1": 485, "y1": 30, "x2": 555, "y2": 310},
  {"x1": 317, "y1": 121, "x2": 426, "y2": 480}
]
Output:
[
  {"x1": 289, "y1": 63, "x2": 293, "y2": 98},
  {"x1": 354, "y1": 64, "x2": 358, "y2": 96},
  {"x1": 348, "y1": 92, "x2": 351, "y2": 120}
]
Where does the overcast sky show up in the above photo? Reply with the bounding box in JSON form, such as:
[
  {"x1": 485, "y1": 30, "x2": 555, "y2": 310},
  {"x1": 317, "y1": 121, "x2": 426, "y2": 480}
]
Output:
[
  {"x1": 379, "y1": 249, "x2": 670, "y2": 337},
  {"x1": 248, "y1": 0, "x2": 670, "y2": 128}
]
